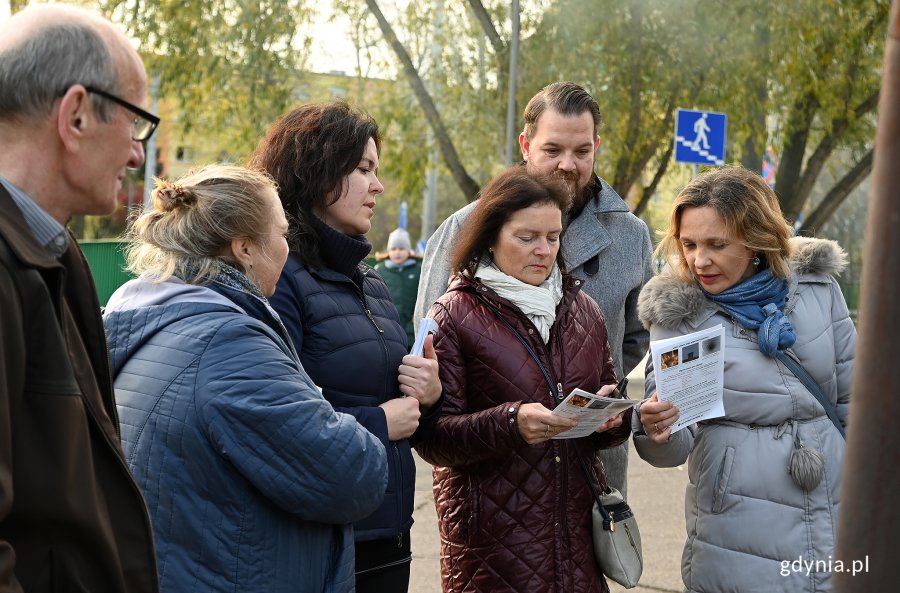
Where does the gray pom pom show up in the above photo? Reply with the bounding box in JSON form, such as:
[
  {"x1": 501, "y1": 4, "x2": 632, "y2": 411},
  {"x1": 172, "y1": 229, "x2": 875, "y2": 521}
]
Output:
[{"x1": 789, "y1": 445, "x2": 825, "y2": 491}]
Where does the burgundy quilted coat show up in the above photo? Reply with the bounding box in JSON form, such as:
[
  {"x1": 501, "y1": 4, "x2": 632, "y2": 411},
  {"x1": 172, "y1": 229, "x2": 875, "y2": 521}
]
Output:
[{"x1": 416, "y1": 274, "x2": 632, "y2": 593}]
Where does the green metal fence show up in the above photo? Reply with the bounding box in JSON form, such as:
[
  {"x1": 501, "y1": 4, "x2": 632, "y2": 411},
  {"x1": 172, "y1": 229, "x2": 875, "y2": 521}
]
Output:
[
  {"x1": 79, "y1": 239, "x2": 132, "y2": 306},
  {"x1": 80, "y1": 242, "x2": 381, "y2": 307}
]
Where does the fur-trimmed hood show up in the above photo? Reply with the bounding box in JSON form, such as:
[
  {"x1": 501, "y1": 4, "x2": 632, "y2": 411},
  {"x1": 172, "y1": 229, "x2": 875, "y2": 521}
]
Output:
[{"x1": 639, "y1": 236, "x2": 847, "y2": 331}]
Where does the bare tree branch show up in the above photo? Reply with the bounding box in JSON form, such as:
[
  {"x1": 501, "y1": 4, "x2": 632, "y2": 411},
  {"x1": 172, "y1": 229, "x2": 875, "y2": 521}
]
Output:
[
  {"x1": 633, "y1": 142, "x2": 674, "y2": 217},
  {"x1": 466, "y1": 0, "x2": 505, "y2": 56},
  {"x1": 799, "y1": 148, "x2": 873, "y2": 235},
  {"x1": 777, "y1": 6, "x2": 884, "y2": 219},
  {"x1": 366, "y1": 0, "x2": 480, "y2": 200},
  {"x1": 792, "y1": 91, "x2": 880, "y2": 219}
]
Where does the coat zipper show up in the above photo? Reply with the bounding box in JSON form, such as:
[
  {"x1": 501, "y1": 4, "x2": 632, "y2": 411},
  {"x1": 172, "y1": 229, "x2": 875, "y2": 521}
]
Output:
[
  {"x1": 364, "y1": 306, "x2": 385, "y2": 334},
  {"x1": 393, "y1": 442, "x2": 404, "y2": 547},
  {"x1": 355, "y1": 555, "x2": 411, "y2": 575},
  {"x1": 501, "y1": 300, "x2": 571, "y2": 546},
  {"x1": 356, "y1": 273, "x2": 406, "y2": 543},
  {"x1": 355, "y1": 286, "x2": 391, "y2": 399}
]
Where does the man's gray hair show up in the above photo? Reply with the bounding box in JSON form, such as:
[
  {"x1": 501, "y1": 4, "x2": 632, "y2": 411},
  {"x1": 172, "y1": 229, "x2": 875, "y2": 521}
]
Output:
[{"x1": 0, "y1": 21, "x2": 118, "y2": 122}]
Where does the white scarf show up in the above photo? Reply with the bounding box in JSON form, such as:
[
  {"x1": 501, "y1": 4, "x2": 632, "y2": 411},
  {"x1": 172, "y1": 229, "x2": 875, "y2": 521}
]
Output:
[{"x1": 474, "y1": 258, "x2": 564, "y2": 344}]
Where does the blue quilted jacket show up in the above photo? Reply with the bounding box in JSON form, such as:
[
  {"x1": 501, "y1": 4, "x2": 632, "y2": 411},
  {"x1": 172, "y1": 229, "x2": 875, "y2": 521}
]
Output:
[{"x1": 103, "y1": 277, "x2": 388, "y2": 593}]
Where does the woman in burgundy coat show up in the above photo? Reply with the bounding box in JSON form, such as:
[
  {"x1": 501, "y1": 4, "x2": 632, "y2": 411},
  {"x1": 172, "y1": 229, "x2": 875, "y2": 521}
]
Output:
[{"x1": 416, "y1": 168, "x2": 632, "y2": 593}]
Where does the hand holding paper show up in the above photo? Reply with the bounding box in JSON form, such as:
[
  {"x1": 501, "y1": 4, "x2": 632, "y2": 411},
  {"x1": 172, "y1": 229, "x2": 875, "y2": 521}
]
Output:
[
  {"x1": 518, "y1": 403, "x2": 578, "y2": 444},
  {"x1": 410, "y1": 317, "x2": 438, "y2": 357},
  {"x1": 649, "y1": 324, "x2": 725, "y2": 433},
  {"x1": 636, "y1": 392, "x2": 678, "y2": 443},
  {"x1": 398, "y1": 318, "x2": 442, "y2": 408},
  {"x1": 550, "y1": 382, "x2": 638, "y2": 439}
]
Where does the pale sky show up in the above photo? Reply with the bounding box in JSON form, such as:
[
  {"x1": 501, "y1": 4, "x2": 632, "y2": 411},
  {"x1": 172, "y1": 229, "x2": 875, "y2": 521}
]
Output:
[
  {"x1": 308, "y1": 4, "x2": 360, "y2": 75},
  {"x1": 0, "y1": 2, "x2": 386, "y2": 74},
  {"x1": 306, "y1": 2, "x2": 410, "y2": 78}
]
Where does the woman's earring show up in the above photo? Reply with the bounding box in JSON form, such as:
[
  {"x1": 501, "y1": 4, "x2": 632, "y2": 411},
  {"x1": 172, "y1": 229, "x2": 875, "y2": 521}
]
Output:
[{"x1": 752, "y1": 256, "x2": 761, "y2": 267}]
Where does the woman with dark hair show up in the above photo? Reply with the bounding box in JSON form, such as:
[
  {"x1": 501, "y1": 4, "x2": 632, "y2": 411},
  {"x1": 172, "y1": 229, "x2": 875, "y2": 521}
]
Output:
[
  {"x1": 636, "y1": 167, "x2": 855, "y2": 593},
  {"x1": 249, "y1": 102, "x2": 442, "y2": 593},
  {"x1": 415, "y1": 167, "x2": 631, "y2": 593}
]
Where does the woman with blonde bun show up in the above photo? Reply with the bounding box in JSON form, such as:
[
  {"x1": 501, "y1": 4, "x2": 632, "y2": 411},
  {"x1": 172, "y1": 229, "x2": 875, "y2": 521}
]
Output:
[{"x1": 103, "y1": 164, "x2": 388, "y2": 593}]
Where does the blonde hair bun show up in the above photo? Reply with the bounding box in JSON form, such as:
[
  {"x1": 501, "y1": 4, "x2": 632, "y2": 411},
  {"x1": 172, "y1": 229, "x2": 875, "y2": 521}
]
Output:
[{"x1": 153, "y1": 181, "x2": 197, "y2": 212}]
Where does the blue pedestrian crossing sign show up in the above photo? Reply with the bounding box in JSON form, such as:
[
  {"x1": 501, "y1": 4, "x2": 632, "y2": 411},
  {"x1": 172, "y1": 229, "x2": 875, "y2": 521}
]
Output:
[{"x1": 674, "y1": 109, "x2": 727, "y2": 166}]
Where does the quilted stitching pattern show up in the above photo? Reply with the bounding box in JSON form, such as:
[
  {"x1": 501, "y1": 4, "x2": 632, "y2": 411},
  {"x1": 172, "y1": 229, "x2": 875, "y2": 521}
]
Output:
[
  {"x1": 269, "y1": 254, "x2": 438, "y2": 542},
  {"x1": 417, "y1": 276, "x2": 631, "y2": 593},
  {"x1": 105, "y1": 299, "x2": 388, "y2": 593}
]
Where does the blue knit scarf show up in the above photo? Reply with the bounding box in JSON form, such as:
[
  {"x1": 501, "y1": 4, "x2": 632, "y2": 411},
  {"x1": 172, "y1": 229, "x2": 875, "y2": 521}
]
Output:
[{"x1": 706, "y1": 269, "x2": 796, "y2": 357}]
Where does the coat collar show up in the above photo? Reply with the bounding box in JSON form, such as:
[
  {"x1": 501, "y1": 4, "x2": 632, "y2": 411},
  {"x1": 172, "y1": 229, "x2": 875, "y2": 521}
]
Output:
[
  {"x1": 638, "y1": 236, "x2": 848, "y2": 331},
  {"x1": 0, "y1": 184, "x2": 62, "y2": 271},
  {"x1": 312, "y1": 217, "x2": 372, "y2": 278},
  {"x1": 562, "y1": 176, "x2": 630, "y2": 270}
]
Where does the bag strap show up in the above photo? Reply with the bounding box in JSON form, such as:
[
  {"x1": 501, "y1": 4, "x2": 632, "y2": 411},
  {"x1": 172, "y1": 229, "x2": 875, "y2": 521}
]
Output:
[
  {"x1": 775, "y1": 351, "x2": 846, "y2": 440},
  {"x1": 474, "y1": 293, "x2": 561, "y2": 403},
  {"x1": 573, "y1": 441, "x2": 616, "y2": 527},
  {"x1": 475, "y1": 292, "x2": 616, "y2": 522}
]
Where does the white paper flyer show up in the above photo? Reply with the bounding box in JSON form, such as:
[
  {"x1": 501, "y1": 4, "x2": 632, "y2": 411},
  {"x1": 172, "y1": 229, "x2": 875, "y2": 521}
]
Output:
[
  {"x1": 550, "y1": 388, "x2": 638, "y2": 439},
  {"x1": 410, "y1": 318, "x2": 438, "y2": 357},
  {"x1": 649, "y1": 324, "x2": 725, "y2": 433}
]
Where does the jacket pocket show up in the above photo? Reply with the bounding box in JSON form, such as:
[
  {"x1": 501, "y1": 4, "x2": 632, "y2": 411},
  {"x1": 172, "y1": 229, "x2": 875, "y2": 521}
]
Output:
[{"x1": 712, "y1": 446, "x2": 735, "y2": 514}]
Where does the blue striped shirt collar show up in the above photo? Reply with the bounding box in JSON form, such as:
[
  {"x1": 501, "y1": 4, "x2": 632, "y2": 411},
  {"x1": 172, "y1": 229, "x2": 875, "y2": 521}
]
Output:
[{"x1": 0, "y1": 176, "x2": 69, "y2": 258}]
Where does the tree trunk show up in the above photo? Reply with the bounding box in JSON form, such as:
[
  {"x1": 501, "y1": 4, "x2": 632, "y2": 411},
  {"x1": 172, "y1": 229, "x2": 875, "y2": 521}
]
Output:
[
  {"x1": 366, "y1": 0, "x2": 481, "y2": 200},
  {"x1": 633, "y1": 142, "x2": 673, "y2": 217},
  {"x1": 466, "y1": 0, "x2": 505, "y2": 55},
  {"x1": 774, "y1": 92, "x2": 817, "y2": 219},
  {"x1": 612, "y1": 0, "x2": 644, "y2": 198},
  {"x1": 799, "y1": 148, "x2": 874, "y2": 235},
  {"x1": 466, "y1": 0, "x2": 510, "y2": 161},
  {"x1": 740, "y1": 15, "x2": 769, "y2": 174}
]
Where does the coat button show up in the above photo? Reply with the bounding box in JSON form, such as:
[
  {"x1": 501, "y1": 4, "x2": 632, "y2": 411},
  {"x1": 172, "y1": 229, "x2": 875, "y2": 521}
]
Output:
[
  {"x1": 528, "y1": 328, "x2": 534, "y2": 334},
  {"x1": 554, "y1": 522, "x2": 560, "y2": 530},
  {"x1": 508, "y1": 407, "x2": 516, "y2": 413},
  {"x1": 509, "y1": 418, "x2": 515, "y2": 424},
  {"x1": 555, "y1": 456, "x2": 561, "y2": 463},
  {"x1": 575, "y1": 280, "x2": 581, "y2": 286}
]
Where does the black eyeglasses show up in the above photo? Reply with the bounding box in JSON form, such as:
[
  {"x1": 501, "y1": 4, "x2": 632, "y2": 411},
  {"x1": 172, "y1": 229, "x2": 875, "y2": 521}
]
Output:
[{"x1": 85, "y1": 86, "x2": 159, "y2": 143}]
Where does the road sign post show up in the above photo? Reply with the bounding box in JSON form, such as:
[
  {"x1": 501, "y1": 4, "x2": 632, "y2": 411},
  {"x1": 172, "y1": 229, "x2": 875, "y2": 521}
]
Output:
[{"x1": 674, "y1": 109, "x2": 727, "y2": 166}]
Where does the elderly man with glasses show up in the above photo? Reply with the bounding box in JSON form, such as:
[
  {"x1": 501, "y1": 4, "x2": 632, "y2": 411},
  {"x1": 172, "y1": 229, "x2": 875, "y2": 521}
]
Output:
[{"x1": 0, "y1": 4, "x2": 159, "y2": 593}]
